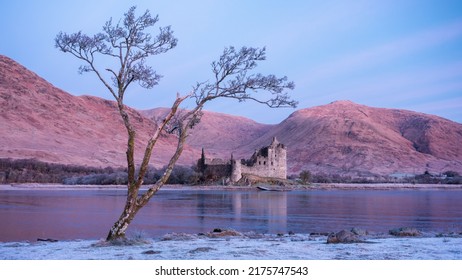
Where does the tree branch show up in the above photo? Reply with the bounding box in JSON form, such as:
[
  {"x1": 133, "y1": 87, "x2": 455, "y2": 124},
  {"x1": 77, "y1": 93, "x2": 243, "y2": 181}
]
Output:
[
  {"x1": 193, "y1": 46, "x2": 297, "y2": 109},
  {"x1": 135, "y1": 93, "x2": 189, "y2": 187},
  {"x1": 136, "y1": 99, "x2": 201, "y2": 207}
]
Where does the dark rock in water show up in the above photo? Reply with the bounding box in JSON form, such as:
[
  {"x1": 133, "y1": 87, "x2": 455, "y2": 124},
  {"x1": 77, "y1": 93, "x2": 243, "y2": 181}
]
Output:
[
  {"x1": 288, "y1": 231, "x2": 295, "y2": 235},
  {"x1": 351, "y1": 227, "x2": 368, "y2": 236},
  {"x1": 389, "y1": 227, "x2": 421, "y2": 237},
  {"x1": 327, "y1": 230, "x2": 362, "y2": 244},
  {"x1": 142, "y1": 250, "x2": 161, "y2": 255},
  {"x1": 325, "y1": 228, "x2": 375, "y2": 244},
  {"x1": 310, "y1": 232, "x2": 330, "y2": 237},
  {"x1": 37, "y1": 238, "x2": 58, "y2": 242},
  {"x1": 161, "y1": 232, "x2": 197, "y2": 241},
  {"x1": 435, "y1": 232, "x2": 460, "y2": 238},
  {"x1": 189, "y1": 247, "x2": 216, "y2": 254},
  {"x1": 207, "y1": 229, "x2": 242, "y2": 238},
  {"x1": 326, "y1": 233, "x2": 338, "y2": 244}
]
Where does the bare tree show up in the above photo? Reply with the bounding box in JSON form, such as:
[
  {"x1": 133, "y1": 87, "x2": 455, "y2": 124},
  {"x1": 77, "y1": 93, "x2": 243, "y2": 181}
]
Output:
[{"x1": 55, "y1": 6, "x2": 296, "y2": 241}]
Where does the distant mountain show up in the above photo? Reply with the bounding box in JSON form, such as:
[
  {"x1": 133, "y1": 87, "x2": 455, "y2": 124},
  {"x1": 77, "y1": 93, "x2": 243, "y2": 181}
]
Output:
[
  {"x1": 2, "y1": 55, "x2": 462, "y2": 177},
  {"x1": 238, "y1": 100, "x2": 462, "y2": 177},
  {"x1": 0, "y1": 55, "x2": 197, "y2": 168},
  {"x1": 142, "y1": 101, "x2": 462, "y2": 177}
]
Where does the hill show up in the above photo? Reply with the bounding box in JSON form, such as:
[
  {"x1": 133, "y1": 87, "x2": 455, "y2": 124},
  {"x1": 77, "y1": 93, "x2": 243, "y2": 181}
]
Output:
[
  {"x1": 239, "y1": 100, "x2": 462, "y2": 177},
  {"x1": 0, "y1": 55, "x2": 197, "y2": 168},
  {"x1": 2, "y1": 55, "x2": 461, "y2": 178}
]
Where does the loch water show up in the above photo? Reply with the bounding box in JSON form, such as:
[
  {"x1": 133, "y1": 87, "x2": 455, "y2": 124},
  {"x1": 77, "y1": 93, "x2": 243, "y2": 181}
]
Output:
[{"x1": 1, "y1": 188, "x2": 462, "y2": 242}]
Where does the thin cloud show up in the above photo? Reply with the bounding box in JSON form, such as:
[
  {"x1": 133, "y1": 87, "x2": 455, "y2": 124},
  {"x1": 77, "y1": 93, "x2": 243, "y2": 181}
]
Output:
[
  {"x1": 406, "y1": 96, "x2": 462, "y2": 123},
  {"x1": 302, "y1": 19, "x2": 462, "y2": 86},
  {"x1": 330, "y1": 60, "x2": 462, "y2": 100}
]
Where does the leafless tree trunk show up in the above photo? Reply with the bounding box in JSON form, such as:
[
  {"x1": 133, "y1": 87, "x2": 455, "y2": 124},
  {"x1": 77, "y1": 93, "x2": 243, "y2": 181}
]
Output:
[
  {"x1": 106, "y1": 94, "x2": 191, "y2": 240},
  {"x1": 55, "y1": 6, "x2": 296, "y2": 241}
]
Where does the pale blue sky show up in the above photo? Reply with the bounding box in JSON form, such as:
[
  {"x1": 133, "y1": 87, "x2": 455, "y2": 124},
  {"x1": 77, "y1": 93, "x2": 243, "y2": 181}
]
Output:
[{"x1": 1, "y1": 0, "x2": 462, "y2": 124}]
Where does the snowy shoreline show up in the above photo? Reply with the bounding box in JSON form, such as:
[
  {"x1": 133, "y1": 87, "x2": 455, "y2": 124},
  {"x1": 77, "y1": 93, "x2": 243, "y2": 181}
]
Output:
[
  {"x1": 1, "y1": 232, "x2": 461, "y2": 260},
  {"x1": 2, "y1": 184, "x2": 461, "y2": 260},
  {"x1": 1, "y1": 183, "x2": 461, "y2": 191}
]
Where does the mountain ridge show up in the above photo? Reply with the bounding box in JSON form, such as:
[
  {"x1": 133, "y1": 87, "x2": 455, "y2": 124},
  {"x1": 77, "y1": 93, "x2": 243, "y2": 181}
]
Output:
[
  {"x1": 0, "y1": 54, "x2": 197, "y2": 168},
  {"x1": 1, "y1": 54, "x2": 462, "y2": 177},
  {"x1": 242, "y1": 100, "x2": 462, "y2": 176}
]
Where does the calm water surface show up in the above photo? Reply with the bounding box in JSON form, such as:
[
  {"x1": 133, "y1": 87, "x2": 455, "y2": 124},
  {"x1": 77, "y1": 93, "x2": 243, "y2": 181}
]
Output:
[{"x1": 1, "y1": 189, "x2": 462, "y2": 241}]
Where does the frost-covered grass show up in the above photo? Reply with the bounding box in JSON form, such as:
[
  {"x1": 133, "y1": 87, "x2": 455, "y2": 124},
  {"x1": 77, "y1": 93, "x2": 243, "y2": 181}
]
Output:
[{"x1": 1, "y1": 233, "x2": 461, "y2": 260}]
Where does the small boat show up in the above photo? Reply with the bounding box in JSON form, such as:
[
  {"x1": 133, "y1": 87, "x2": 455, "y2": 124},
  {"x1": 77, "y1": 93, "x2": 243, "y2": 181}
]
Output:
[{"x1": 257, "y1": 186, "x2": 290, "y2": 192}]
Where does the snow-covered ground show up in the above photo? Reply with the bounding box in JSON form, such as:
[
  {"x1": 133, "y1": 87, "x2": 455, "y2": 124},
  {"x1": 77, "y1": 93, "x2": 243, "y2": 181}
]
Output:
[
  {"x1": 1, "y1": 232, "x2": 461, "y2": 260},
  {"x1": 2, "y1": 184, "x2": 461, "y2": 260}
]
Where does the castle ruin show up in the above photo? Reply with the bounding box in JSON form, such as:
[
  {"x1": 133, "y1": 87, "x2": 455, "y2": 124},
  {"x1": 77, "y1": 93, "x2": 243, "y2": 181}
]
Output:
[{"x1": 197, "y1": 137, "x2": 287, "y2": 183}]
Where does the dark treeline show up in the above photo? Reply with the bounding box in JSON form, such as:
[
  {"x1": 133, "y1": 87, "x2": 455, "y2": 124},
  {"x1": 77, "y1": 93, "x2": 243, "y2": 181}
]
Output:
[
  {"x1": 0, "y1": 158, "x2": 201, "y2": 185},
  {"x1": 62, "y1": 165, "x2": 201, "y2": 185},
  {"x1": 2, "y1": 158, "x2": 461, "y2": 185},
  {"x1": 293, "y1": 170, "x2": 462, "y2": 185},
  {"x1": 0, "y1": 158, "x2": 118, "y2": 184}
]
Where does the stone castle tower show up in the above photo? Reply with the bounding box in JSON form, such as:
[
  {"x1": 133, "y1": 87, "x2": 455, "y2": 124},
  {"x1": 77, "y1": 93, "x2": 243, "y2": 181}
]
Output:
[
  {"x1": 198, "y1": 137, "x2": 287, "y2": 183},
  {"x1": 231, "y1": 137, "x2": 287, "y2": 182}
]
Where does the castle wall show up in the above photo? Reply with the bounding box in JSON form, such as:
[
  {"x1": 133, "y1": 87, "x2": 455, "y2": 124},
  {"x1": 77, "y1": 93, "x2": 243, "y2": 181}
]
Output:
[
  {"x1": 200, "y1": 137, "x2": 287, "y2": 183},
  {"x1": 231, "y1": 160, "x2": 242, "y2": 182},
  {"x1": 198, "y1": 156, "x2": 232, "y2": 181},
  {"x1": 204, "y1": 163, "x2": 232, "y2": 180},
  {"x1": 235, "y1": 143, "x2": 286, "y2": 180}
]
